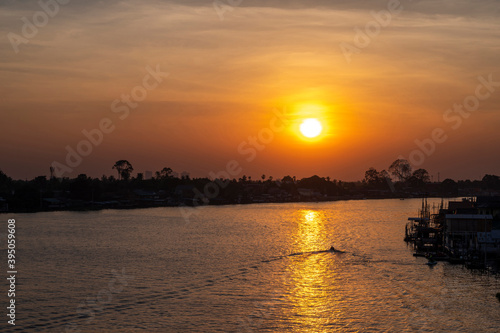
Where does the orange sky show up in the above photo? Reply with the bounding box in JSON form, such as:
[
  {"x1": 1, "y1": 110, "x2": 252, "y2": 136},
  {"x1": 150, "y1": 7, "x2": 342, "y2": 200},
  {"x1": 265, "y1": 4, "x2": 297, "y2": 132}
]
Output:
[{"x1": 1, "y1": 0, "x2": 500, "y2": 181}]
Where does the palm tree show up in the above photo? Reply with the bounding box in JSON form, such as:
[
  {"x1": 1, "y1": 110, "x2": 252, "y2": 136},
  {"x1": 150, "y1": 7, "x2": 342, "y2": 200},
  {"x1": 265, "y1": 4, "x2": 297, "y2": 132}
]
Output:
[{"x1": 112, "y1": 160, "x2": 134, "y2": 180}]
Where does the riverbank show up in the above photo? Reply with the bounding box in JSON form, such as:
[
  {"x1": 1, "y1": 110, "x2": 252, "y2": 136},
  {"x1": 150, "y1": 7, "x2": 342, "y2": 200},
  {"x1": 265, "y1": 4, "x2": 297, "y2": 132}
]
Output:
[{"x1": 1, "y1": 193, "x2": 459, "y2": 214}]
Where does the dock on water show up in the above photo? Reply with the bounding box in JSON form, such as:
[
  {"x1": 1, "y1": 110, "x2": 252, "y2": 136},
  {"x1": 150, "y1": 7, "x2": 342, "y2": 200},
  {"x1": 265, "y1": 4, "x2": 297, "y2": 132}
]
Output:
[{"x1": 404, "y1": 197, "x2": 500, "y2": 271}]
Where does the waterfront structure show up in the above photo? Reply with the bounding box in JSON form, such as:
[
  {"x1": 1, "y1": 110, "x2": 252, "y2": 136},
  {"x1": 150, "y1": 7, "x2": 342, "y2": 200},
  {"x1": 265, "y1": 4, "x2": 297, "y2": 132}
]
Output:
[
  {"x1": 405, "y1": 196, "x2": 500, "y2": 270},
  {"x1": 443, "y1": 214, "x2": 493, "y2": 256}
]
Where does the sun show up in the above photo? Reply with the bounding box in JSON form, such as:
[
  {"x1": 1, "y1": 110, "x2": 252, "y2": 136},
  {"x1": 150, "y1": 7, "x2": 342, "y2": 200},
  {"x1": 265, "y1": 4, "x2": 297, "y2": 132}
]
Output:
[{"x1": 300, "y1": 118, "x2": 323, "y2": 138}]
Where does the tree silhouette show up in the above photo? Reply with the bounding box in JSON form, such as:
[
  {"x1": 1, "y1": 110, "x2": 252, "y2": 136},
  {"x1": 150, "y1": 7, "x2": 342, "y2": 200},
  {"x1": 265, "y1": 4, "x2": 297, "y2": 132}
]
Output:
[
  {"x1": 364, "y1": 167, "x2": 381, "y2": 185},
  {"x1": 298, "y1": 175, "x2": 326, "y2": 191},
  {"x1": 158, "y1": 167, "x2": 173, "y2": 179},
  {"x1": 482, "y1": 174, "x2": 500, "y2": 189},
  {"x1": 0, "y1": 169, "x2": 12, "y2": 194},
  {"x1": 389, "y1": 159, "x2": 412, "y2": 182},
  {"x1": 407, "y1": 169, "x2": 430, "y2": 188},
  {"x1": 380, "y1": 170, "x2": 391, "y2": 181},
  {"x1": 412, "y1": 169, "x2": 430, "y2": 183},
  {"x1": 0, "y1": 169, "x2": 10, "y2": 184},
  {"x1": 441, "y1": 178, "x2": 458, "y2": 194},
  {"x1": 112, "y1": 160, "x2": 134, "y2": 180}
]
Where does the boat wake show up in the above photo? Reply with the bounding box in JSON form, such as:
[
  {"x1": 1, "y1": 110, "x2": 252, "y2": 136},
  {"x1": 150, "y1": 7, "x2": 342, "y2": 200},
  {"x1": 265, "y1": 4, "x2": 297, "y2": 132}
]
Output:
[{"x1": 261, "y1": 249, "x2": 346, "y2": 263}]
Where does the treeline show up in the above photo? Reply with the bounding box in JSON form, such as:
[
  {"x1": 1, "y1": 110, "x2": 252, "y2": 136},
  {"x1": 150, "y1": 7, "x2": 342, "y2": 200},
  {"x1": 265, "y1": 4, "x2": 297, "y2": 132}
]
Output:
[
  {"x1": 362, "y1": 159, "x2": 500, "y2": 194},
  {"x1": 0, "y1": 165, "x2": 349, "y2": 212},
  {"x1": 0, "y1": 159, "x2": 499, "y2": 213}
]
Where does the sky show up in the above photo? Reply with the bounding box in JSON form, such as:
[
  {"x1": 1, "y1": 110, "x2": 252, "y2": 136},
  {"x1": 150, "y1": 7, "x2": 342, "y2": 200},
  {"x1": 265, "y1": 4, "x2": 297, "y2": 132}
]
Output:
[{"x1": 1, "y1": 0, "x2": 499, "y2": 181}]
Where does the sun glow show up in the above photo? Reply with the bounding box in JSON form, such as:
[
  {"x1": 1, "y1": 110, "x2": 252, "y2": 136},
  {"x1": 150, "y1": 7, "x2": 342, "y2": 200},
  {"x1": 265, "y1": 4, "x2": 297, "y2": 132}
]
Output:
[
  {"x1": 288, "y1": 103, "x2": 332, "y2": 142},
  {"x1": 300, "y1": 118, "x2": 323, "y2": 138}
]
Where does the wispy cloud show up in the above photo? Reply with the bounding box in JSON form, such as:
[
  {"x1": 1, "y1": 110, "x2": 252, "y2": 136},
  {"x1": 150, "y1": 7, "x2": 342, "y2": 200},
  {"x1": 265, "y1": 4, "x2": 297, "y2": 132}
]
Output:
[{"x1": 1, "y1": 0, "x2": 499, "y2": 179}]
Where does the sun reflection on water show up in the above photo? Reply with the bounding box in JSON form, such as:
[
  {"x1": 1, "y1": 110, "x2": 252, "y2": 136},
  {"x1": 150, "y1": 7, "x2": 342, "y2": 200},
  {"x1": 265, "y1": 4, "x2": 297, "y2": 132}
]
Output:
[
  {"x1": 294, "y1": 210, "x2": 326, "y2": 252},
  {"x1": 282, "y1": 209, "x2": 343, "y2": 332}
]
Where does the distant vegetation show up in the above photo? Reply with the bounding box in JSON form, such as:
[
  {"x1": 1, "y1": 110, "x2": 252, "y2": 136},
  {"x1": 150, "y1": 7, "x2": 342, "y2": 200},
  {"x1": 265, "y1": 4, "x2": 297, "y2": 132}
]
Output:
[{"x1": 1, "y1": 159, "x2": 500, "y2": 213}]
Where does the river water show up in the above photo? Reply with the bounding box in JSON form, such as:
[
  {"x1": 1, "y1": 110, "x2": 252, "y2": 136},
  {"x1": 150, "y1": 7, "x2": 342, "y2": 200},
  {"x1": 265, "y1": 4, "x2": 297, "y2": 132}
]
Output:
[{"x1": 2, "y1": 198, "x2": 500, "y2": 332}]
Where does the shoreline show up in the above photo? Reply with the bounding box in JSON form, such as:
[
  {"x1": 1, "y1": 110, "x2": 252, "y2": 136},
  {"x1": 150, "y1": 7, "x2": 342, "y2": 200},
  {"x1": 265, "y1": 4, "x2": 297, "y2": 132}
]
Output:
[{"x1": 0, "y1": 194, "x2": 459, "y2": 215}]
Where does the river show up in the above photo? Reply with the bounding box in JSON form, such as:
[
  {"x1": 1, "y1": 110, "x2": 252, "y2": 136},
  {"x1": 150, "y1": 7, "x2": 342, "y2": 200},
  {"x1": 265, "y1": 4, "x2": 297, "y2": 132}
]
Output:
[{"x1": 2, "y1": 198, "x2": 500, "y2": 332}]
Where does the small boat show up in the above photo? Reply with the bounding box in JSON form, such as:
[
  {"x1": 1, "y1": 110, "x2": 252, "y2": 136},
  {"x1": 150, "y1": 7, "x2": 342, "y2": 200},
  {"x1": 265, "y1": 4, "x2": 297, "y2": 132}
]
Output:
[
  {"x1": 426, "y1": 261, "x2": 438, "y2": 266},
  {"x1": 328, "y1": 246, "x2": 345, "y2": 254}
]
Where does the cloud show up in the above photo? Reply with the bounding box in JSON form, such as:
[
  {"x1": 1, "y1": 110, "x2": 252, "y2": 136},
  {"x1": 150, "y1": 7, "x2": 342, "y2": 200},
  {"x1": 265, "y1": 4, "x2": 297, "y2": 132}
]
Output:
[
  {"x1": 1, "y1": 0, "x2": 499, "y2": 104},
  {"x1": 1, "y1": 0, "x2": 499, "y2": 179},
  {"x1": 1, "y1": 0, "x2": 499, "y2": 113}
]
